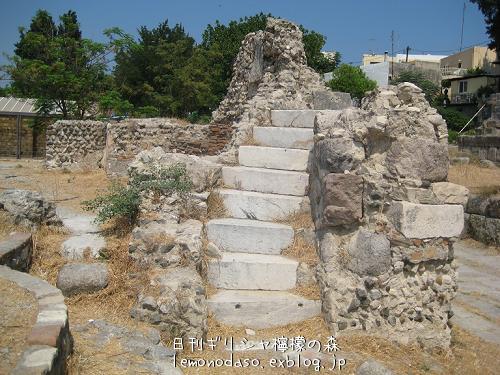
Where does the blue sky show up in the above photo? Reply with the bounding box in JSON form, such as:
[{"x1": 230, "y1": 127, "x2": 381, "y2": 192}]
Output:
[{"x1": 0, "y1": 0, "x2": 490, "y2": 72}]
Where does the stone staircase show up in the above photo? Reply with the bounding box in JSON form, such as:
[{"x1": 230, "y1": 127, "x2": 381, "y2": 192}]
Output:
[{"x1": 206, "y1": 110, "x2": 322, "y2": 329}]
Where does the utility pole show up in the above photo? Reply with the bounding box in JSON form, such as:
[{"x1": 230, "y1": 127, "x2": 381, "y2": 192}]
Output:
[
  {"x1": 460, "y1": 2, "x2": 466, "y2": 51},
  {"x1": 391, "y1": 30, "x2": 394, "y2": 79},
  {"x1": 405, "y1": 46, "x2": 410, "y2": 62}
]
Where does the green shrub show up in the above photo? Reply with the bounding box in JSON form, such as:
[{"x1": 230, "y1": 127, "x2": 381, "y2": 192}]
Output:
[
  {"x1": 327, "y1": 64, "x2": 376, "y2": 100},
  {"x1": 436, "y1": 106, "x2": 471, "y2": 132},
  {"x1": 83, "y1": 164, "x2": 192, "y2": 224}
]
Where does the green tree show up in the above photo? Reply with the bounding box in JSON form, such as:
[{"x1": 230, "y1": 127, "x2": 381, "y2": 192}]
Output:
[
  {"x1": 470, "y1": 0, "x2": 499, "y2": 54},
  {"x1": 7, "y1": 9, "x2": 111, "y2": 119},
  {"x1": 114, "y1": 20, "x2": 218, "y2": 117},
  {"x1": 327, "y1": 64, "x2": 376, "y2": 99},
  {"x1": 391, "y1": 71, "x2": 440, "y2": 103}
]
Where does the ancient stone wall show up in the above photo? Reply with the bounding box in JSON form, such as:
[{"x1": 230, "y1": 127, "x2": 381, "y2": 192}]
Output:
[
  {"x1": 311, "y1": 83, "x2": 465, "y2": 350},
  {"x1": 45, "y1": 120, "x2": 107, "y2": 169},
  {"x1": 465, "y1": 194, "x2": 500, "y2": 245},
  {"x1": 103, "y1": 118, "x2": 230, "y2": 176},
  {"x1": 45, "y1": 118, "x2": 233, "y2": 173}
]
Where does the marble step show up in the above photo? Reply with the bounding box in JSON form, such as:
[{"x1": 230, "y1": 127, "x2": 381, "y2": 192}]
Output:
[
  {"x1": 238, "y1": 146, "x2": 309, "y2": 172},
  {"x1": 270, "y1": 110, "x2": 320, "y2": 128},
  {"x1": 253, "y1": 127, "x2": 313, "y2": 150},
  {"x1": 222, "y1": 166, "x2": 308, "y2": 196},
  {"x1": 217, "y1": 189, "x2": 307, "y2": 221},
  {"x1": 207, "y1": 290, "x2": 321, "y2": 329},
  {"x1": 207, "y1": 252, "x2": 298, "y2": 290},
  {"x1": 206, "y1": 218, "x2": 294, "y2": 255}
]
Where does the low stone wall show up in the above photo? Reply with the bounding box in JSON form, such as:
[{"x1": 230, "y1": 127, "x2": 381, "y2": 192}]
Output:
[
  {"x1": 464, "y1": 195, "x2": 500, "y2": 245},
  {"x1": 45, "y1": 120, "x2": 107, "y2": 169},
  {"x1": 458, "y1": 136, "x2": 500, "y2": 163},
  {"x1": 0, "y1": 232, "x2": 32, "y2": 271},
  {"x1": 0, "y1": 265, "x2": 72, "y2": 374},
  {"x1": 104, "y1": 119, "x2": 232, "y2": 176}
]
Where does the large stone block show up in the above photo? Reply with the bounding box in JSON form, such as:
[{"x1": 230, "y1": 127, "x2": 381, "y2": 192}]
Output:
[
  {"x1": 218, "y1": 189, "x2": 307, "y2": 221},
  {"x1": 238, "y1": 145, "x2": 309, "y2": 171},
  {"x1": 208, "y1": 253, "x2": 298, "y2": 290},
  {"x1": 388, "y1": 201, "x2": 464, "y2": 239},
  {"x1": 207, "y1": 290, "x2": 320, "y2": 329},
  {"x1": 222, "y1": 166, "x2": 308, "y2": 196},
  {"x1": 314, "y1": 138, "x2": 365, "y2": 174},
  {"x1": 347, "y1": 228, "x2": 391, "y2": 276},
  {"x1": 386, "y1": 138, "x2": 448, "y2": 182},
  {"x1": 271, "y1": 110, "x2": 318, "y2": 128},
  {"x1": 323, "y1": 173, "x2": 363, "y2": 226},
  {"x1": 431, "y1": 182, "x2": 469, "y2": 206},
  {"x1": 0, "y1": 232, "x2": 32, "y2": 271},
  {"x1": 56, "y1": 263, "x2": 108, "y2": 296},
  {"x1": 206, "y1": 218, "x2": 294, "y2": 255},
  {"x1": 253, "y1": 127, "x2": 313, "y2": 150},
  {"x1": 312, "y1": 90, "x2": 352, "y2": 110}
]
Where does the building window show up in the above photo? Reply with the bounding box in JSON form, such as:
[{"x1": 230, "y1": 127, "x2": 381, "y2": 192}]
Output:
[{"x1": 459, "y1": 80, "x2": 468, "y2": 93}]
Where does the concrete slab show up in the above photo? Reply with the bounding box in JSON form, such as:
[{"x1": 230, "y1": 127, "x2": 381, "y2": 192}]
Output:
[
  {"x1": 253, "y1": 127, "x2": 313, "y2": 150},
  {"x1": 271, "y1": 110, "x2": 319, "y2": 128}
]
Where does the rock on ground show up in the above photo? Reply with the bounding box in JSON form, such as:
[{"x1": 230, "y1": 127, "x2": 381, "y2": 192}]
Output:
[
  {"x1": 0, "y1": 189, "x2": 62, "y2": 227},
  {"x1": 56, "y1": 263, "x2": 108, "y2": 296},
  {"x1": 356, "y1": 360, "x2": 393, "y2": 375}
]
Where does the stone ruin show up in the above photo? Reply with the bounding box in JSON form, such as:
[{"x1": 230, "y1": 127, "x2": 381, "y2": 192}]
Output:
[
  {"x1": 311, "y1": 84, "x2": 466, "y2": 349},
  {"x1": 39, "y1": 17, "x2": 466, "y2": 352}
]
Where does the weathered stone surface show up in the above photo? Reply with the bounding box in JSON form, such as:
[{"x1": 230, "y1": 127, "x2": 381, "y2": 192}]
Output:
[
  {"x1": 130, "y1": 267, "x2": 207, "y2": 339},
  {"x1": 271, "y1": 110, "x2": 318, "y2": 128},
  {"x1": 347, "y1": 229, "x2": 391, "y2": 276},
  {"x1": 388, "y1": 201, "x2": 464, "y2": 239},
  {"x1": 208, "y1": 253, "x2": 298, "y2": 290},
  {"x1": 0, "y1": 232, "x2": 32, "y2": 271},
  {"x1": 128, "y1": 147, "x2": 221, "y2": 193},
  {"x1": 0, "y1": 189, "x2": 61, "y2": 227},
  {"x1": 218, "y1": 189, "x2": 307, "y2": 221},
  {"x1": 466, "y1": 195, "x2": 500, "y2": 218},
  {"x1": 206, "y1": 218, "x2": 293, "y2": 255},
  {"x1": 60, "y1": 234, "x2": 106, "y2": 260},
  {"x1": 314, "y1": 138, "x2": 365, "y2": 174},
  {"x1": 56, "y1": 263, "x2": 108, "y2": 296},
  {"x1": 46, "y1": 120, "x2": 106, "y2": 170},
  {"x1": 253, "y1": 126, "x2": 313, "y2": 149},
  {"x1": 222, "y1": 166, "x2": 308, "y2": 196},
  {"x1": 207, "y1": 290, "x2": 320, "y2": 329},
  {"x1": 431, "y1": 182, "x2": 469, "y2": 206},
  {"x1": 386, "y1": 138, "x2": 449, "y2": 182},
  {"x1": 74, "y1": 319, "x2": 180, "y2": 374},
  {"x1": 466, "y1": 214, "x2": 500, "y2": 246},
  {"x1": 323, "y1": 173, "x2": 363, "y2": 226},
  {"x1": 356, "y1": 360, "x2": 393, "y2": 375},
  {"x1": 312, "y1": 90, "x2": 352, "y2": 110},
  {"x1": 238, "y1": 145, "x2": 310, "y2": 171},
  {"x1": 129, "y1": 219, "x2": 203, "y2": 268}
]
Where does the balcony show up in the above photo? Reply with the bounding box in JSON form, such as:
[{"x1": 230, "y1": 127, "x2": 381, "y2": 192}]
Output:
[
  {"x1": 441, "y1": 66, "x2": 468, "y2": 78},
  {"x1": 451, "y1": 93, "x2": 476, "y2": 104}
]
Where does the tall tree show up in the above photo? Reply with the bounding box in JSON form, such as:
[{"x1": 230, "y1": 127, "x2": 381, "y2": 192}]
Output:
[
  {"x1": 8, "y1": 9, "x2": 110, "y2": 119},
  {"x1": 114, "y1": 20, "x2": 217, "y2": 117},
  {"x1": 470, "y1": 0, "x2": 499, "y2": 54}
]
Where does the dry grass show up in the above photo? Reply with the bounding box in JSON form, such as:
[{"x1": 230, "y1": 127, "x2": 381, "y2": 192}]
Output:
[
  {"x1": 30, "y1": 225, "x2": 70, "y2": 285},
  {"x1": 279, "y1": 211, "x2": 319, "y2": 267},
  {"x1": 448, "y1": 163, "x2": 500, "y2": 196},
  {"x1": 290, "y1": 283, "x2": 321, "y2": 300},
  {"x1": 0, "y1": 159, "x2": 114, "y2": 212},
  {"x1": 207, "y1": 191, "x2": 228, "y2": 219},
  {"x1": 0, "y1": 211, "x2": 28, "y2": 241}
]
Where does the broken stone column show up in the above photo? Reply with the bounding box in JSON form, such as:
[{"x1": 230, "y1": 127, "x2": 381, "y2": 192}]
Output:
[{"x1": 311, "y1": 83, "x2": 465, "y2": 350}]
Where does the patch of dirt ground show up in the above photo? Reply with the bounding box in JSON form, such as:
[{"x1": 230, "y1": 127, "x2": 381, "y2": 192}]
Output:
[{"x1": 0, "y1": 277, "x2": 38, "y2": 374}]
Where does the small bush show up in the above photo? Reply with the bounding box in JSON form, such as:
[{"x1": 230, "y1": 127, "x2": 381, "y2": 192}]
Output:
[
  {"x1": 436, "y1": 106, "x2": 472, "y2": 132},
  {"x1": 83, "y1": 164, "x2": 192, "y2": 224},
  {"x1": 327, "y1": 64, "x2": 377, "y2": 100}
]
